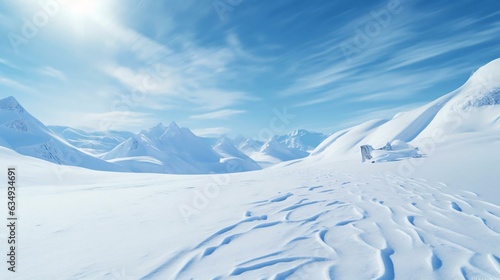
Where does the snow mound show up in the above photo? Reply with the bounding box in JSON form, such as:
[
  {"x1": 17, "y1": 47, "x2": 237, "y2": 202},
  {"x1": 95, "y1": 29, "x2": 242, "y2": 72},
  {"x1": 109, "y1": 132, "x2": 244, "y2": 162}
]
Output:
[{"x1": 361, "y1": 140, "x2": 422, "y2": 163}]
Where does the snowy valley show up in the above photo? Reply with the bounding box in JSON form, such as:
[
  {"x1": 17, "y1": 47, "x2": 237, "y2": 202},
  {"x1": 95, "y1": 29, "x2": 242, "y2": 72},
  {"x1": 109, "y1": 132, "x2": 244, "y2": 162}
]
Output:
[{"x1": 0, "y1": 59, "x2": 499, "y2": 279}]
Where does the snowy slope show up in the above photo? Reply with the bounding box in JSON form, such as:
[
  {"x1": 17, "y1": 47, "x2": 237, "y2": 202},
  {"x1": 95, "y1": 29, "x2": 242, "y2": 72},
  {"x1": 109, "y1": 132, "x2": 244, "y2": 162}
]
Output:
[
  {"x1": 103, "y1": 122, "x2": 261, "y2": 174},
  {"x1": 0, "y1": 96, "x2": 126, "y2": 172},
  {"x1": 49, "y1": 126, "x2": 134, "y2": 155},
  {"x1": 213, "y1": 137, "x2": 261, "y2": 171},
  {"x1": 102, "y1": 122, "x2": 222, "y2": 174},
  {"x1": 237, "y1": 137, "x2": 264, "y2": 154},
  {"x1": 276, "y1": 129, "x2": 327, "y2": 152},
  {"x1": 312, "y1": 59, "x2": 500, "y2": 161},
  {"x1": 0, "y1": 129, "x2": 498, "y2": 279},
  {"x1": 233, "y1": 130, "x2": 326, "y2": 166},
  {"x1": 1, "y1": 60, "x2": 499, "y2": 280},
  {"x1": 246, "y1": 137, "x2": 309, "y2": 167}
]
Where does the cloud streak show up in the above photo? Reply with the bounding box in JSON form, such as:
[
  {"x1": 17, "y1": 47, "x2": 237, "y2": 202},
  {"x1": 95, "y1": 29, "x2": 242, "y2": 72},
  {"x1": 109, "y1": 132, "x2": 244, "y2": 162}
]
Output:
[
  {"x1": 280, "y1": 6, "x2": 500, "y2": 107},
  {"x1": 190, "y1": 109, "x2": 246, "y2": 120}
]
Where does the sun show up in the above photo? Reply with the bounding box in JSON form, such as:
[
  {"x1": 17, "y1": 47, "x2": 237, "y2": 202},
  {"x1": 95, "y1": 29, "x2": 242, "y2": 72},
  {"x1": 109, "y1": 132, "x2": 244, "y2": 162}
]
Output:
[{"x1": 66, "y1": 0, "x2": 101, "y2": 18}]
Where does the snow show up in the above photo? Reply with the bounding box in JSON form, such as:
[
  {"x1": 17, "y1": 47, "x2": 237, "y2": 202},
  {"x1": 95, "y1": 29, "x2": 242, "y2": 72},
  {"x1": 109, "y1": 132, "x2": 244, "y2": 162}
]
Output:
[
  {"x1": 276, "y1": 129, "x2": 328, "y2": 152},
  {"x1": 0, "y1": 59, "x2": 499, "y2": 279},
  {"x1": 213, "y1": 137, "x2": 261, "y2": 172},
  {"x1": 0, "y1": 96, "x2": 126, "y2": 172},
  {"x1": 102, "y1": 122, "x2": 239, "y2": 174},
  {"x1": 311, "y1": 59, "x2": 500, "y2": 162},
  {"x1": 361, "y1": 140, "x2": 422, "y2": 163},
  {"x1": 259, "y1": 137, "x2": 309, "y2": 162},
  {"x1": 0, "y1": 129, "x2": 498, "y2": 279},
  {"x1": 237, "y1": 137, "x2": 264, "y2": 154},
  {"x1": 48, "y1": 126, "x2": 134, "y2": 155}
]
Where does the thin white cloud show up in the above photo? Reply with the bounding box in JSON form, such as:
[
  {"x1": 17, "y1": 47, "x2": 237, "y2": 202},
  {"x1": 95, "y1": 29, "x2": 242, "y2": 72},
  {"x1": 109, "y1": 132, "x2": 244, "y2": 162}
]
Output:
[
  {"x1": 280, "y1": 8, "x2": 500, "y2": 107},
  {"x1": 39, "y1": 67, "x2": 67, "y2": 81},
  {"x1": 96, "y1": 20, "x2": 260, "y2": 111},
  {"x1": 190, "y1": 109, "x2": 246, "y2": 120},
  {"x1": 0, "y1": 77, "x2": 35, "y2": 93},
  {"x1": 79, "y1": 111, "x2": 155, "y2": 132},
  {"x1": 0, "y1": 58, "x2": 19, "y2": 70},
  {"x1": 192, "y1": 127, "x2": 231, "y2": 137}
]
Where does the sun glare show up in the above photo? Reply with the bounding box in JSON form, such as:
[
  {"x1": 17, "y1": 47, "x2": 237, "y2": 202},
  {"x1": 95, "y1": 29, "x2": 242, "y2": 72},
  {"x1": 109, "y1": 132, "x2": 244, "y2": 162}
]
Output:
[{"x1": 66, "y1": 0, "x2": 100, "y2": 18}]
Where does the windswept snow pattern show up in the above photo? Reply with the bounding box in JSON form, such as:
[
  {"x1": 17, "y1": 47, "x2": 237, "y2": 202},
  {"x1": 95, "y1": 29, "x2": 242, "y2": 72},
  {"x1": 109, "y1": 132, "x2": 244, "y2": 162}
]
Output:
[
  {"x1": 2, "y1": 145, "x2": 498, "y2": 280},
  {"x1": 140, "y1": 169, "x2": 500, "y2": 279}
]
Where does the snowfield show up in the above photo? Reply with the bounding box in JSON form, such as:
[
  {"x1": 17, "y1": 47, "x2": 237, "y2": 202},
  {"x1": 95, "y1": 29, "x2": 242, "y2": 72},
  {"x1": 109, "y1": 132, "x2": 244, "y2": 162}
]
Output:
[
  {"x1": 0, "y1": 128, "x2": 498, "y2": 279},
  {"x1": 0, "y1": 59, "x2": 499, "y2": 279}
]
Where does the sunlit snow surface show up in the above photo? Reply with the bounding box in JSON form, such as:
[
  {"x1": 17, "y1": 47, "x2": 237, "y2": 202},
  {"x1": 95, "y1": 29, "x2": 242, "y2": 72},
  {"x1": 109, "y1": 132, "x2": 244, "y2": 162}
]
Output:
[
  {"x1": 1, "y1": 60, "x2": 500, "y2": 279},
  {"x1": 0, "y1": 130, "x2": 498, "y2": 280}
]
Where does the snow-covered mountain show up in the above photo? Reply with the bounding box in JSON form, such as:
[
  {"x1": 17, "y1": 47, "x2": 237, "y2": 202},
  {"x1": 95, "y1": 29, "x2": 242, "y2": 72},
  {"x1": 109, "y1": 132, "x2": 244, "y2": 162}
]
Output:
[
  {"x1": 0, "y1": 96, "x2": 126, "y2": 172},
  {"x1": 102, "y1": 122, "x2": 261, "y2": 174},
  {"x1": 236, "y1": 137, "x2": 264, "y2": 154},
  {"x1": 312, "y1": 58, "x2": 500, "y2": 161},
  {"x1": 213, "y1": 137, "x2": 261, "y2": 171},
  {"x1": 246, "y1": 136, "x2": 309, "y2": 167},
  {"x1": 49, "y1": 126, "x2": 134, "y2": 155},
  {"x1": 276, "y1": 129, "x2": 327, "y2": 152},
  {"x1": 232, "y1": 132, "x2": 324, "y2": 167}
]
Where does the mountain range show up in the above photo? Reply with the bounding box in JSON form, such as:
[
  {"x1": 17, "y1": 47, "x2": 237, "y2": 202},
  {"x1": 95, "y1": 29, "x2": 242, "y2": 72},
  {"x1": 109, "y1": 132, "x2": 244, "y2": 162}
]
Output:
[
  {"x1": 0, "y1": 97, "x2": 324, "y2": 174},
  {"x1": 0, "y1": 96, "x2": 125, "y2": 172},
  {"x1": 1, "y1": 59, "x2": 499, "y2": 174}
]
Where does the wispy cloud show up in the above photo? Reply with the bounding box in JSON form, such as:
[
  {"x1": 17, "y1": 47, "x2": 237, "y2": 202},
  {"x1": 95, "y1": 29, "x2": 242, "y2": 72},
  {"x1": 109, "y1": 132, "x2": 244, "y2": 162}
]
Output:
[
  {"x1": 0, "y1": 77, "x2": 35, "y2": 94},
  {"x1": 95, "y1": 19, "x2": 261, "y2": 112},
  {"x1": 192, "y1": 127, "x2": 231, "y2": 136},
  {"x1": 280, "y1": 7, "x2": 500, "y2": 107},
  {"x1": 39, "y1": 66, "x2": 67, "y2": 81},
  {"x1": 81, "y1": 111, "x2": 155, "y2": 131},
  {"x1": 190, "y1": 109, "x2": 246, "y2": 120},
  {"x1": 0, "y1": 58, "x2": 19, "y2": 70}
]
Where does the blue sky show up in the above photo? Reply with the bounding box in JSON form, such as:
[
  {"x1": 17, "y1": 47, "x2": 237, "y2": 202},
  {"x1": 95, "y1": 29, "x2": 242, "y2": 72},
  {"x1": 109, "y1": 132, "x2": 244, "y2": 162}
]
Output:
[{"x1": 0, "y1": 0, "x2": 499, "y2": 138}]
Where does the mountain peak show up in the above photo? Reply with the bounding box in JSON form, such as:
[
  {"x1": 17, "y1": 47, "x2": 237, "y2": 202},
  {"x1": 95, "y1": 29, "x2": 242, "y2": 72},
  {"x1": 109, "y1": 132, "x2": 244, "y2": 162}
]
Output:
[
  {"x1": 164, "y1": 121, "x2": 182, "y2": 135},
  {"x1": 153, "y1": 122, "x2": 166, "y2": 129},
  {"x1": 168, "y1": 121, "x2": 180, "y2": 129},
  {"x1": 0, "y1": 96, "x2": 24, "y2": 113},
  {"x1": 216, "y1": 136, "x2": 233, "y2": 147},
  {"x1": 451, "y1": 58, "x2": 500, "y2": 111},
  {"x1": 289, "y1": 129, "x2": 308, "y2": 136}
]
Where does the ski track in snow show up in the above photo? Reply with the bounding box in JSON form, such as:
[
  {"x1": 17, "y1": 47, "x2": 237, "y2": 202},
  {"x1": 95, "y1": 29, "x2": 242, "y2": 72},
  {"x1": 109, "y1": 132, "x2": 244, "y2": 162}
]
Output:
[{"x1": 141, "y1": 170, "x2": 500, "y2": 280}]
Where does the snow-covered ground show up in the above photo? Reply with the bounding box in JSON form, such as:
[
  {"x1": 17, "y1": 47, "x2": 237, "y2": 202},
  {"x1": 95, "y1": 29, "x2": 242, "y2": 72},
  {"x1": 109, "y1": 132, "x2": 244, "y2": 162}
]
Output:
[
  {"x1": 0, "y1": 124, "x2": 498, "y2": 279},
  {"x1": 1, "y1": 59, "x2": 499, "y2": 279}
]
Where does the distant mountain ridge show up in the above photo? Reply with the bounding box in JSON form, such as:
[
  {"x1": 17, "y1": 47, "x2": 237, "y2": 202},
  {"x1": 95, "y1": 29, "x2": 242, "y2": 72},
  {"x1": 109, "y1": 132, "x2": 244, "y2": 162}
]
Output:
[
  {"x1": 0, "y1": 96, "x2": 126, "y2": 172},
  {"x1": 49, "y1": 126, "x2": 134, "y2": 155},
  {"x1": 17, "y1": 54, "x2": 500, "y2": 173},
  {"x1": 102, "y1": 122, "x2": 261, "y2": 174}
]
